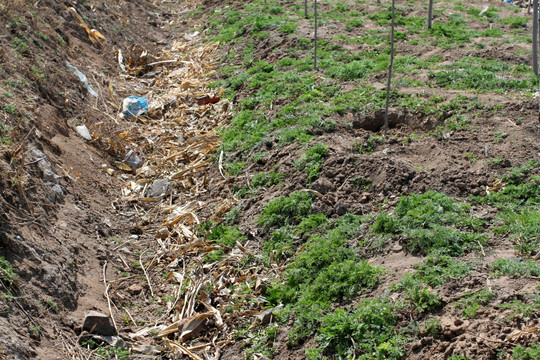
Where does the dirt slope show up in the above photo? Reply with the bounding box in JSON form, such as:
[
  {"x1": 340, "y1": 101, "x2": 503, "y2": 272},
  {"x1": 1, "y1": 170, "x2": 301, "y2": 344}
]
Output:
[{"x1": 0, "y1": 0, "x2": 539, "y2": 360}]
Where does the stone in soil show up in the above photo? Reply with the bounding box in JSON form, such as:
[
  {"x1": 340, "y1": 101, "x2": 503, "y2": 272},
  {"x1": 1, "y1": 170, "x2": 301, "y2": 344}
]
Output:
[{"x1": 82, "y1": 311, "x2": 116, "y2": 336}]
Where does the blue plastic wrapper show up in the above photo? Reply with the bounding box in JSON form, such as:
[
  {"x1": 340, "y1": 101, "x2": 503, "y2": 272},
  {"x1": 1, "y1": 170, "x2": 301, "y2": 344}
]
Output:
[
  {"x1": 122, "y1": 96, "x2": 148, "y2": 119},
  {"x1": 66, "y1": 62, "x2": 98, "y2": 97}
]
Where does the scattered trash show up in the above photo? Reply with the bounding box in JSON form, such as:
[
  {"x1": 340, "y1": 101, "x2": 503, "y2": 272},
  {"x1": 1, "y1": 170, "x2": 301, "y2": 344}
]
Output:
[
  {"x1": 123, "y1": 148, "x2": 143, "y2": 171},
  {"x1": 121, "y1": 96, "x2": 148, "y2": 119},
  {"x1": 184, "y1": 31, "x2": 200, "y2": 41},
  {"x1": 66, "y1": 62, "x2": 98, "y2": 97},
  {"x1": 503, "y1": 0, "x2": 514, "y2": 4},
  {"x1": 75, "y1": 125, "x2": 92, "y2": 140},
  {"x1": 197, "y1": 96, "x2": 220, "y2": 105},
  {"x1": 101, "y1": 164, "x2": 116, "y2": 176},
  {"x1": 118, "y1": 49, "x2": 126, "y2": 72},
  {"x1": 479, "y1": 6, "x2": 489, "y2": 16}
]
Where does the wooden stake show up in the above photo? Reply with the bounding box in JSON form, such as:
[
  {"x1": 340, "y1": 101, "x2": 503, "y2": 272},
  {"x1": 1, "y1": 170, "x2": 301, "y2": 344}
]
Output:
[
  {"x1": 314, "y1": 0, "x2": 318, "y2": 70},
  {"x1": 533, "y1": 0, "x2": 539, "y2": 76},
  {"x1": 427, "y1": 0, "x2": 434, "y2": 29},
  {"x1": 384, "y1": 0, "x2": 396, "y2": 136},
  {"x1": 305, "y1": 0, "x2": 308, "y2": 18}
]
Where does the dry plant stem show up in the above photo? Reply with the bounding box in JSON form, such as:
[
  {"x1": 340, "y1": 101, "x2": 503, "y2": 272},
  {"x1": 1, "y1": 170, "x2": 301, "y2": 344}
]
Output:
[
  {"x1": 140, "y1": 251, "x2": 155, "y2": 297},
  {"x1": 427, "y1": 0, "x2": 434, "y2": 29},
  {"x1": 534, "y1": 0, "x2": 539, "y2": 76},
  {"x1": 102, "y1": 261, "x2": 118, "y2": 331},
  {"x1": 314, "y1": 0, "x2": 318, "y2": 70},
  {"x1": 384, "y1": 0, "x2": 396, "y2": 136}
]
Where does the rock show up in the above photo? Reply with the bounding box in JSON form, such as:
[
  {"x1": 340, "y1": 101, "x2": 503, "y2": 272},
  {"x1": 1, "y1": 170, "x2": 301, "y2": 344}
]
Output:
[
  {"x1": 50, "y1": 184, "x2": 65, "y2": 198},
  {"x1": 82, "y1": 311, "x2": 116, "y2": 336},
  {"x1": 360, "y1": 192, "x2": 371, "y2": 203},
  {"x1": 147, "y1": 179, "x2": 172, "y2": 197},
  {"x1": 335, "y1": 203, "x2": 348, "y2": 215},
  {"x1": 391, "y1": 243, "x2": 403, "y2": 253},
  {"x1": 126, "y1": 284, "x2": 143, "y2": 295},
  {"x1": 43, "y1": 169, "x2": 61, "y2": 184},
  {"x1": 310, "y1": 177, "x2": 333, "y2": 194}
]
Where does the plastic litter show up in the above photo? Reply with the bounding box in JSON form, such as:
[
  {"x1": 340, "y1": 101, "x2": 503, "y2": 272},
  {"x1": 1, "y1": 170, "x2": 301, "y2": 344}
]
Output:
[
  {"x1": 122, "y1": 96, "x2": 148, "y2": 119},
  {"x1": 75, "y1": 125, "x2": 92, "y2": 141},
  {"x1": 184, "y1": 31, "x2": 199, "y2": 41},
  {"x1": 66, "y1": 62, "x2": 98, "y2": 97},
  {"x1": 479, "y1": 6, "x2": 489, "y2": 16},
  {"x1": 123, "y1": 149, "x2": 143, "y2": 171},
  {"x1": 503, "y1": 0, "x2": 513, "y2": 4}
]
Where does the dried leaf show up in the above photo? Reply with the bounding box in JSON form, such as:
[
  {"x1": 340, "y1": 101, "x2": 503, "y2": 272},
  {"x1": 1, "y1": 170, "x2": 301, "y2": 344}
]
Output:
[{"x1": 178, "y1": 312, "x2": 213, "y2": 341}]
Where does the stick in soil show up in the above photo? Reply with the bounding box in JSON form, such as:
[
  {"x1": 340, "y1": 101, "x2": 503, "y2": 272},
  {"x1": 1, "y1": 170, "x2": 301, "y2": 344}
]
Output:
[
  {"x1": 102, "y1": 261, "x2": 118, "y2": 332},
  {"x1": 384, "y1": 0, "x2": 396, "y2": 136},
  {"x1": 305, "y1": 0, "x2": 308, "y2": 18},
  {"x1": 314, "y1": 0, "x2": 318, "y2": 70},
  {"x1": 427, "y1": 0, "x2": 434, "y2": 29},
  {"x1": 533, "y1": 0, "x2": 539, "y2": 76}
]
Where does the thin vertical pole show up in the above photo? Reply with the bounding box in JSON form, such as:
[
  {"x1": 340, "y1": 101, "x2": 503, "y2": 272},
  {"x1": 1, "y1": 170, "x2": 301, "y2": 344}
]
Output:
[
  {"x1": 305, "y1": 0, "x2": 308, "y2": 18},
  {"x1": 384, "y1": 0, "x2": 396, "y2": 136},
  {"x1": 533, "y1": 0, "x2": 538, "y2": 76},
  {"x1": 314, "y1": 0, "x2": 318, "y2": 70},
  {"x1": 428, "y1": 0, "x2": 434, "y2": 29}
]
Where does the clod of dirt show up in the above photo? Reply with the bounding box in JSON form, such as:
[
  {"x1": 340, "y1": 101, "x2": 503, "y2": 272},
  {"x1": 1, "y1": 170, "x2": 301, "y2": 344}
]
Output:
[
  {"x1": 310, "y1": 177, "x2": 333, "y2": 194},
  {"x1": 82, "y1": 311, "x2": 116, "y2": 336}
]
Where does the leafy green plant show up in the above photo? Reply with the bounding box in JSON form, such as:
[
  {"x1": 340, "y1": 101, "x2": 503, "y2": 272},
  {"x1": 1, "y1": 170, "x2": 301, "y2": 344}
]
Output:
[
  {"x1": 423, "y1": 318, "x2": 442, "y2": 337},
  {"x1": 251, "y1": 172, "x2": 285, "y2": 188},
  {"x1": 258, "y1": 191, "x2": 313, "y2": 228},
  {"x1": 373, "y1": 191, "x2": 486, "y2": 256},
  {"x1": 351, "y1": 175, "x2": 372, "y2": 190},
  {"x1": 498, "y1": 296, "x2": 539, "y2": 322},
  {"x1": 294, "y1": 143, "x2": 328, "y2": 183},
  {"x1": 464, "y1": 152, "x2": 477, "y2": 163},
  {"x1": 317, "y1": 298, "x2": 405, "y2": 360},
  {"x1": 454, "y1": 289, "x2": 495, "y2": 318},
  {"x1": 199, "y1": 223, "x2": 246, "y2": 262},
  {"x1": 356, "y1": 135, "x2": 384, "y2": 154},
  {"x1": 491, "y1": 258, "x2": 540, "y2": 277},
  {"x1": 0, "y1": 257, "x2": 16, "y2": 288},
  {"x1": 512, "y1": 343, "x2": 540, "y2": 360},
  {"x1": 3, "y1": 103, "x2": 17, "y2": 115},
  {"x1": 408, "y1": 255, "x2": 472, "y2": 287},
  {"x1": 493, "y1": 130, "x2": 507, "y2": 143}
]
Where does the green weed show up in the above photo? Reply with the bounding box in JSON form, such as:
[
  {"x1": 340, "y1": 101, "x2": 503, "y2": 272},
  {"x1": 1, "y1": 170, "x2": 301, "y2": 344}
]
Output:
[
  {"x1": 423, "y1": 318, "x2": 442, "y2": 337},
  {"x1": 258, "y1": 191, "x2": 313, "y2": 228},
  {"x1": 512, "y1": 344, "x2": 540, "y2": 360},
  {"x1": 498, "y1": 296, "x2": 539, "y2": 322},
  {"x1": 294, "y1": 143, "x2": 328, "y2": 183},
  {"x1": 199, "y1": 223, "x2": 246, "y2": 262},
  {"x1": 317, "y1": 298, "x2": 405, "y2": 359},
  {"x1": 454, "y1": 289, "x2": 496, "y2": 318},
  {"x1": 373, "y1": 191, "x2": 486, "y2": 256},
  {"x1": 252, "y1": 172, "x2": 285, "y2": 188},
  {"x1": 491, "y1": 258, "x2": 540, "y2": 277}
]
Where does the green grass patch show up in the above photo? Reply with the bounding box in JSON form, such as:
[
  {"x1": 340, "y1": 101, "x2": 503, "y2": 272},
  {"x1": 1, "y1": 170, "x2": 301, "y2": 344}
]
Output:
[
  {"x1": 315, "y1": 298, "x2": 405, "y2": 360},
  {"x1": 199, "y1": 223, "x2": 246, "y2": 262},
  {"x1": 373, "y1": 191, "x2": 486, "y2": 256},
  {"x1": 258, "y1": 191, "x2": 313, "y2": 228},
  {"x1": 454, "y1": 289, "x2": 496, "y2": 319},
  {"x1": 491, "y1": 258, "x2": 540, "y2": 277}
]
